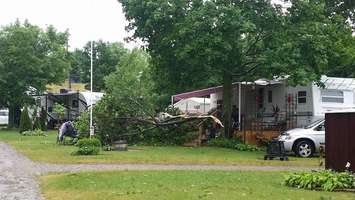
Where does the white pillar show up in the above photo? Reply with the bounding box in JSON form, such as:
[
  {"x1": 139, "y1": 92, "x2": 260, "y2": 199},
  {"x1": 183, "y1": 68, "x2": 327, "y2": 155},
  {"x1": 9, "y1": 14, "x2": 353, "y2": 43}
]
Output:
[{"x1": 203, "y1": 97, "x2": 206, "y2": 114}]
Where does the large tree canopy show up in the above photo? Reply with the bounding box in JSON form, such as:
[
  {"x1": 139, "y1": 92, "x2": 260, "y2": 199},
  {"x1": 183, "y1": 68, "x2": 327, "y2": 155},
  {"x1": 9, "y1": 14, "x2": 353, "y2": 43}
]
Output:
[
  {"x1": 119, "y1": 0, "x2": 354, "y2": 137},
  {"x1": 70, "y1": 40, "x2": 128, "y2": 91},
  {"x1": 325, "y1": 0, "x2": 355, "y2": 24},
  {"x1": 0, "y1": 20, "x2": 70, "y2": 127}
]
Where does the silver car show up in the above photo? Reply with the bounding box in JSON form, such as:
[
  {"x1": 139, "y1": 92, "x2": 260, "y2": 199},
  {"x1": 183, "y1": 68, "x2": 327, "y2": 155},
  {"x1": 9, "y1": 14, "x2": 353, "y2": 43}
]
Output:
[{"x1": 278, "y1": 119, "x2": 325, "y2": 158}]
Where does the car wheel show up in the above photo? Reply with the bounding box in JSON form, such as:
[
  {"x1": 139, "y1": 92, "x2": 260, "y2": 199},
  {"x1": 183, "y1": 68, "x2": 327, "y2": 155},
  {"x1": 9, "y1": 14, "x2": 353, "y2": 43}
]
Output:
[{"x1": 295, "y1": 140, "x2": 314, "y2": 158}]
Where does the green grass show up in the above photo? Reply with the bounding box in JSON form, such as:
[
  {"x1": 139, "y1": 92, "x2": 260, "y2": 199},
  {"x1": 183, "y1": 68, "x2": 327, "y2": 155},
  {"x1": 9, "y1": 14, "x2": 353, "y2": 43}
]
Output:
[
  {"x1": 0, "y1": 130, "x2": 320, "y2": 166},
  {"x1": 40, "y1": 171, "x2": 355, "y2": 200}
]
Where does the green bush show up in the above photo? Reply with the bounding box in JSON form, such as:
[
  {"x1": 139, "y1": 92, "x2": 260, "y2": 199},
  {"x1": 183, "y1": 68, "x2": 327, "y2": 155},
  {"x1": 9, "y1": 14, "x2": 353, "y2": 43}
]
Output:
[
  {"x1": 21, "y1": 129, "x2": 47, "y2": 136},
  {"x1": 19, "y1": 107, "x2": 32, "y2": 133},
  {"x1": 53, "y1": 103, "x2": 65, "y2": 121},
  {"x1": 136, "y1": 123, "x2": 199, "y2": 146},
  {"x1": 235, "y1": 143, "x2": 261, "y2": 151},
  {"x1": 39, "y1": 107, "x2": 47, "y2": 131},
  {"x1": 284, "y1": 170, "x2": 355, "y2": 192},
  {"x1": 73, "y1": 138, "x2": 101, "y2": 155},
  {"x1": 74, "y1": 111, "x2": 89, "y2": 137},
  {"x1": 33, "y1": 116, "x2": 41, "y2": 130},
  {"x1": 206, "y1": 137, "x2": 241, "y2": 149},
  {"x1": 206, "y1": 138, "x2": 261, "y2": 151}
]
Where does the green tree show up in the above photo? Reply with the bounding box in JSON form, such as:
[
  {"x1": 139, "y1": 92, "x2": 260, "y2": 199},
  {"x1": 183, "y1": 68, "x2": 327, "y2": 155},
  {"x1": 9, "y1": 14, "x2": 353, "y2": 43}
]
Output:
[
  {"x1": 325, "y1": 0, "x2": 355, "y2": 24},
  {"x1": 0, "y1": 20, "x2": 70, "y2": 127},
  {"x1": 70, "y1": 40, "x2": 128, "y2": 91},
  {"x1": 53, "y1": 103, "x2": 66, "y2": 122},
  {"x1": 31, "y1": 108, "x2": 41, "y2": 130},
  {"x1": 19, "y1": 107, "x2": 32, "y2": 133},
  {"x1": 95, "y1": 49, "x2": 154, "y2": 143},
  {"x1": 119, "y1": 0, "x2": 354, "y2": 137}
]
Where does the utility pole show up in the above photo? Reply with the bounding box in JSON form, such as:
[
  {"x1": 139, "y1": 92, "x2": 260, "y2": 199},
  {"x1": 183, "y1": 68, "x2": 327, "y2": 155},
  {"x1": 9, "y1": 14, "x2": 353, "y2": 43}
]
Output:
[
  {"x1": 67, "y1": 40, "x2": 71, "y2": 90},
  {"x1": 89, "y1": 41, "x2": 94, "y2": 137}
]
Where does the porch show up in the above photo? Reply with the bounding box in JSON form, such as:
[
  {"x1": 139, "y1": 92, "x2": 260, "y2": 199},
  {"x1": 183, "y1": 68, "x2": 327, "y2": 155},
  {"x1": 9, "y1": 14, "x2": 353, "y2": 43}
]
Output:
[{"x1": 172, "y1": 79, "x2": 308, "y2": 145}]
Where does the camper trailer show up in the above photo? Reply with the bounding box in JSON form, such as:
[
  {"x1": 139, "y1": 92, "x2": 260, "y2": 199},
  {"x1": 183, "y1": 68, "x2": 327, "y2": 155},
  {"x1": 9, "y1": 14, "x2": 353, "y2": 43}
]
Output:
[{"x1": 39, "y1": 90, "x2": 104, "y2": 128}]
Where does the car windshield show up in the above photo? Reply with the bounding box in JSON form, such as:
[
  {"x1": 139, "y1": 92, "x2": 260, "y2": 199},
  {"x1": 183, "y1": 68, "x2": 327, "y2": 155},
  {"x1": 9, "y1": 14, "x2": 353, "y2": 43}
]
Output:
[{"x1": 304, "y1": 119, "x2": 324, "y2": 129}]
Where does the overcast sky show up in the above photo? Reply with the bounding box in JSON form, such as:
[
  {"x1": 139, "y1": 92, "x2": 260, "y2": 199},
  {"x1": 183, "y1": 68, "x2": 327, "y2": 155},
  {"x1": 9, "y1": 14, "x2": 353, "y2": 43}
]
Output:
[
  {"x1": 0, "y1": 0, "x2": 287, "y2": 50},
  {"x1": 0, "y1": 0, "x2": 137, "y2": 50}
]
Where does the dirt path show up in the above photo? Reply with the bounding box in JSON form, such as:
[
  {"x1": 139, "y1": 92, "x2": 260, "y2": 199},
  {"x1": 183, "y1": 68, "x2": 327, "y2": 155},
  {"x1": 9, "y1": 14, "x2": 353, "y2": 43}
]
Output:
[
  {"x1": 0, "y1": 142, "x2": 321, "y2": 200},
  {"x1": 0, "y1": 143, "x2": 43, "y2": 200}
]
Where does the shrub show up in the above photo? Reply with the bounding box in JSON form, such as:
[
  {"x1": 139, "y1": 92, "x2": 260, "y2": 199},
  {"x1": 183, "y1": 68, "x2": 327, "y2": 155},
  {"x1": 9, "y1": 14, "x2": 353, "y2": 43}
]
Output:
[
  {"x1": 206, "y1": 138, "x2": 261, "y2": 151},
  {"x1": 137, "y1": 124, "x2": 199, "y2": 146},
  {"x1": 39, "y1": 107, "x2": 47, "y2": 131},
  {"x1": 53, "y1": 103, "x2": 65, "y2": 121},
  {"x1": 19, "y1": 107, "x2": 32, "y2": 133},
  {"x1": 73, "y1": 138, "x2": 101, "y2": 155},
  {"x1": 206, "y1": 137, "x2": 241, "y2": 149},
  {"x1": 33, "y1": 116, "x2": 41, "y2": 130},
  {"x1": 284, "y1": 170, "x2": 355, "y2": 192},
  {"x1": 21, "y1": 129, "x2": 47, "y2": 136},
  {"x1": 235, "y1": 143, "x2": 261, "y2": 151},
  {"x1": 74, "y1": 111, "x2": 89, "y2": 137}
]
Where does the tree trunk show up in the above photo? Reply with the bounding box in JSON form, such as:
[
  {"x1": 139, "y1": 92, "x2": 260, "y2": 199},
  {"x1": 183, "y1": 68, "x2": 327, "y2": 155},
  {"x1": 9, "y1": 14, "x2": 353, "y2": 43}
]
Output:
[
  {"x1": 222, "y1": 71, "x2": 233, "y2": 138},
  {"x1": 8, "y1": 105, "x2": 21, "y2": 128}
]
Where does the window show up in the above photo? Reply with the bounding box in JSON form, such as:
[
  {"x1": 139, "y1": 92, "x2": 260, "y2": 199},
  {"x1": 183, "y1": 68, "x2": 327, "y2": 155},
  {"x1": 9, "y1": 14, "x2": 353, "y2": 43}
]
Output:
[
  {"x1": 298, "y1": 91, "x2": 307, "y2": 104},
  {"x1": 314, "y1": 122, "x2": 325, "y2": 131},
  {"x1": 268, "y1": 91, "x2": 273, "y2": 103},
  {"x1": 194, "y1": 105, "x2": 200, "y2": 109},
  {"x1": 321, "y1": 90, "x2": 344, "y2": 103},
  {"x1": 72, "y1": 100, "x2": 79, "y2": 108}
]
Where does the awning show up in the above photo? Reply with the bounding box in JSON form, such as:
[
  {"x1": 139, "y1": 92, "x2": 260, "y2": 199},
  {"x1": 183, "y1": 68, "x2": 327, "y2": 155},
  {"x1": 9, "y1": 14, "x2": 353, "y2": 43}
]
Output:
[{"x1": 172, "y1": 79, "x2": 282, "y2": 103}]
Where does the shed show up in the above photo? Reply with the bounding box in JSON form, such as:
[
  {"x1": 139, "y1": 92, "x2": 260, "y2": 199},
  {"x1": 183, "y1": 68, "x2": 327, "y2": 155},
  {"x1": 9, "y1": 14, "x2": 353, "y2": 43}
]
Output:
[{"x1": 325, "y1": 110, "x2": 355, "y2": 172}]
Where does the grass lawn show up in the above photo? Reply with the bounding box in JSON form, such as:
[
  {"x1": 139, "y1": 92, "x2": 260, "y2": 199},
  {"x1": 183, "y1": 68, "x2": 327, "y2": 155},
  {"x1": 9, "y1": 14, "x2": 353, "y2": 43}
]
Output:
[
  {"x1": 0, "y1": 130, "x2": 321, "y2": 166},
  {"x1": 40, "y1": 171, "x2": 355, "y2": 200}
]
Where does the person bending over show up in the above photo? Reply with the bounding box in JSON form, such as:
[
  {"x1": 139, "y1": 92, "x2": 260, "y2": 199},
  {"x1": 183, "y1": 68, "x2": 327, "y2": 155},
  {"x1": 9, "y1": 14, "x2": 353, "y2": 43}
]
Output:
[{"x1": 57, "y1": 121, "x2": 77, "y2": 143}]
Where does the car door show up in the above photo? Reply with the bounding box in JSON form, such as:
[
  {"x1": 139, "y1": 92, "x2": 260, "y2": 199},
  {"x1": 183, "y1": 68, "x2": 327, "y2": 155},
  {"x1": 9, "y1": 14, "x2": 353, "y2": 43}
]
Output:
[{"x1": 312, "y1": 121, "x2": 325, "y2": 148}]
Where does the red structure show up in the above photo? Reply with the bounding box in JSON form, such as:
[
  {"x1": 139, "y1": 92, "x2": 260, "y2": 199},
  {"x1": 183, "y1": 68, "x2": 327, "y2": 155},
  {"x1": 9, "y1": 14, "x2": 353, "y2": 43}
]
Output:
[{"x1": 325, "y1": 111, "x2": 355, "y2": 172}]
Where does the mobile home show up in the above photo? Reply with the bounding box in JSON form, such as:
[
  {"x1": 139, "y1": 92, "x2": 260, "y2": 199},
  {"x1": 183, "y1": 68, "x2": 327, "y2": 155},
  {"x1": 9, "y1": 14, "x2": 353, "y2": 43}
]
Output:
[{"x1": 172, "y1": 75, "x2": 355, "y2": 131}]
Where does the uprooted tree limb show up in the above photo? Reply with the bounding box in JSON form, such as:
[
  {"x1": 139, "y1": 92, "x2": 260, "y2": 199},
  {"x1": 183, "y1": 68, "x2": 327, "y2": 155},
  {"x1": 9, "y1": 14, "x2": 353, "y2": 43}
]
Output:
[
  {"x1": 126, "y1": 97, "x2": 223, "y2": 129},
  {"x1": 111, "y1": 112, "x2": 224, "y2": 139},
  {"x1": 117, "y1": 113, "x2": 223, "y2": 128}
]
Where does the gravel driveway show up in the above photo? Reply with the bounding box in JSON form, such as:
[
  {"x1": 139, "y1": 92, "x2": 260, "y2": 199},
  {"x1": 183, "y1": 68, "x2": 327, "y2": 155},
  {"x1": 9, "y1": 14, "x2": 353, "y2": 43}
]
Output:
[
  {"x1": 0, "y1": 142, "x2": 321, "y2": 200},
  {"x1": 0, "y1": 143, "x2": 43, "y2": 200}
]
